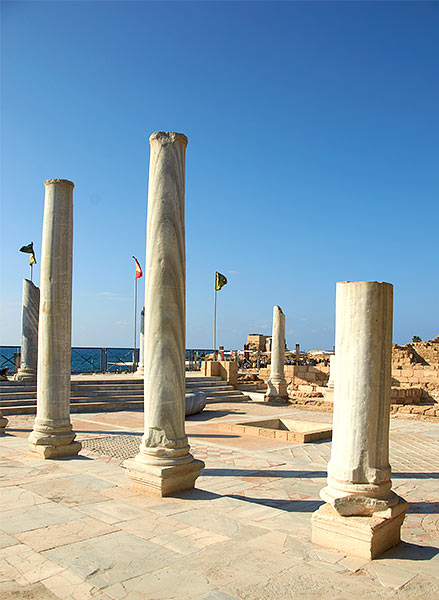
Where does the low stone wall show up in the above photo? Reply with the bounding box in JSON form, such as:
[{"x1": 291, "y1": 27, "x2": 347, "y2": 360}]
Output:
[
  {"x1": 201, "y1": 361, "x2": 238, "y2": 388},
  {"x1": 285, "y1": 397, "x2": 439, "y2": 421},
  {"x1": 259, "y1": 365, "x2": 330, "y2": 388}
]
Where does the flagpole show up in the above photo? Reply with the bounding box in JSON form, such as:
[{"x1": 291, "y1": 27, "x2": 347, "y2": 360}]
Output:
[
  {"x1": 30, "y1": 262, "x2": 33, "y2": 283},
  {"x1": 213, "y1": 277, "x2": 217, "y2": 359},
  {"x1": 133, "y1": 275, "x2": 137, "y2": 372}
]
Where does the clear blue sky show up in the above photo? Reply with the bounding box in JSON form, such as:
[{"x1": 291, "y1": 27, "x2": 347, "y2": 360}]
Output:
[{"x1": 1, "y1": 1, "x2": 438, "y2": 350}]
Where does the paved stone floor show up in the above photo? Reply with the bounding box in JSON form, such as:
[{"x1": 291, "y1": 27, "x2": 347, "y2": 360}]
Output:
[{"x1": 1, "y1": 395, "x2": 438, "y2": 599}]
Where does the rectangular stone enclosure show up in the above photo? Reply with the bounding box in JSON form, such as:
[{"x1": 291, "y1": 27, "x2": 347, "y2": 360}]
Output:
[{"x1": 219, "y1": 419, "x2": 332, "y2": 443}]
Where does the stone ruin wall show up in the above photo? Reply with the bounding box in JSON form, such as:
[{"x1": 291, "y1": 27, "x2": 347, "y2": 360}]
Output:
[
  {"x1": 255, "y1": 338, "x2": 439, "y2": 404},
  {"x1": 391, "y1": 339, "x2": 439, "y2": 401}
]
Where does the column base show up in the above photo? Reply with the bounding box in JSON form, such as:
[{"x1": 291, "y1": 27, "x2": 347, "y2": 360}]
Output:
[
  {"x1": 135, "y1": 366, "x2": 144, "y2": 376},
  {"x1": 28, "y1": 440, "x2": 82, "y2": 459},
  {"x1": 311, "y1": 499, "x2": 408, "y2": 560},
  {"x1": 0, "y1": 416, "x2": 8, "y2": 436},
  {"x1": 124, "y1": 454, "x2": 205, "y2": 497},
  {"x1": 265, "y1": 380, "x2": 288, "y2": 403},
  {"x1": 14, "y1": 369, "x2": 37, "y2": 382}
]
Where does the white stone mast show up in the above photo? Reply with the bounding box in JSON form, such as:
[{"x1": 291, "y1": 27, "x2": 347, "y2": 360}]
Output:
[
  {"x1": 125, "y1": 132, "x2": 204, "y2": 495},
  {"x1": 265, "y1": 305, "x2": 288, "y2": 402},
  {"x1": 15, "y1": 279, "x2": 40, "y2": 381},
  {"x1": 312, "y1": 281, "x2": 408, "y2": 559},
  {"x1": 28, "y1": 179, "x2": 81, "y2": 459}
]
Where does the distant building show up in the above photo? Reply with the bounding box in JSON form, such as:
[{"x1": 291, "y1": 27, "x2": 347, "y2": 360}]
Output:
[{"x1": 246, "y1": 334, "x2": 271, "y2": 351}]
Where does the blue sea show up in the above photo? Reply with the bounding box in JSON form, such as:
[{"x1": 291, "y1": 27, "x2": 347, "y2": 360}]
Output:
[{"x1": 0, "y1": 346, "x2": 215, "y2": 374}]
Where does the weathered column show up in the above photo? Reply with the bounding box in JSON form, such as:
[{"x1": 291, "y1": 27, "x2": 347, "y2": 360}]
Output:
[
  {"x1": 135, "y1": 306, "x2": 145, "y2": 376},
  {"x1": 327, "y1": 354, "x2": 336, "y2": 389},
  {"x1": 265, "y1": 305, "x2": 288, "y2": 402},
  {"x1": 28, "y1": 179, "x2": 81, "y2": 459},
  {"x1": 0, "y1": 409, "x2": 7, "y2": 435},
  {"x1": 15, "y1": 279, "x2": 40, "y2": 381},
  {"x1": 124, "y1": 132, "x2": 204, "y2": 496},
  {"x1": 295, "y1": 343, "x2": 300, "y2": 364},
  {"x1": 312, "y1": 281, "x2": 408, "y2": 559}
]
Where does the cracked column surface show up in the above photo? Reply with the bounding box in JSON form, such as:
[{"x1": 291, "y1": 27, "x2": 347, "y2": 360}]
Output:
[
  {"x1": 15, "y1": 279, "x2": 40, "y2": 382},
  {"x1": 312, "y1": 281, "x2": 408, "y2": 559},
  {"x1": 124, "y1": 132, "x2": 204, "y2": 496},
  {"x1": 28, "y1": 179, "x2": 81, "y2": 459},
  {"x1": 265, "y1": 305, "x2": 288, "y2": 402}
]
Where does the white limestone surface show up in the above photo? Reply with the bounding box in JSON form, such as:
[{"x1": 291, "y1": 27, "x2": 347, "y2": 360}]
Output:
[
  {"x1": 28, "y1": 179, "x2": 81, "y2": 459},
  {"x1": 321, "y1": 281, "x2": 403, "y2": 515},
  {"x1": 124, "y1": 132, "x2": 204, "y2": 495}
]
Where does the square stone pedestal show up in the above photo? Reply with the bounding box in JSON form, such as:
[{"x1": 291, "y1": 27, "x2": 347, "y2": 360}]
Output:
[
  {"x1": 124, "y1": 456, "x2": 205, "y2": 497},
  {"x1": 312, "y1": 500, "x2": 408, "y2": 560},
  {"x1": 28, "y1": 440, "x2": 82, "y2": 459}
]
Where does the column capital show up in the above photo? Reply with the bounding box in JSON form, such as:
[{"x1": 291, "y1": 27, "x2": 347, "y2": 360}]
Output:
[
  {"x1": 149, "y1": 131, "x2": 188, "y2": 147},
  {"x1": 44, "y1": 179, "x2": 75, "y2": 187}
]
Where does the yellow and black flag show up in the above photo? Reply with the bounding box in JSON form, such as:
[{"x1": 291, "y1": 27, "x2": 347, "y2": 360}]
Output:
[
  {"x1": 215, "y1": 271, "x2": 227, "y2": 291},
  {"x1": 19, "y1": 242, "x2": 37, "y2": 265}
]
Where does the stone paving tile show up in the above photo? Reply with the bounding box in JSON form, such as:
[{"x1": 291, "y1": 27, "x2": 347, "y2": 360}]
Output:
[
  {"x1": 75, "y1": 499, "x2": 150, "y2": 524},
  {"x1": 0, "y1": 532, "x2": 19, "y2": 550},
  {"x1": 1, "y1": 501, "x2": 82, "y2": 534},
  {"x1": 43, "y1": 531, "x2": 179, "y2": 590},
  {"x1": 0, "y1": 485, "x2": 49, "y2": 511},
  {"x1": 104, "y1": 566, "x2": 213, "y2": 600},
  {"x1": 0, "y1": 580, "x2": 59, "y2": 599},
  {"x1": 15, "y1": 516, "x2": 119, "y2": 552},
  {"x1": 0, "y1": 542, "x2": 65, "y2": 585},
  {"x1": 367, "y1": 562, "x2": 417, "y2": 589},
  {"x1": 40, "y1": 568, "x2": 102, "y2": 600}
]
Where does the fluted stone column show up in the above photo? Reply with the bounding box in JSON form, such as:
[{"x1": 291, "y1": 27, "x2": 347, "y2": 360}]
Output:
[
  {"x1": 312, "y1": 281, "x2": 408, "y2": 559},
  {"x1": 135, "y1": 307, "x2": 145, "y2": 376},
  {"x1": 124, "y1": 132, "x2": 204, "y2": 496},
  {"x1": 265, "y1": 305, "x2": 288, "y2": 402},
  {"x1": 28, "y1": 179, "x2": 81, "y2": 459},
  {"x1": 15, "y1": 279, "x2": 40, "y2": 381}
]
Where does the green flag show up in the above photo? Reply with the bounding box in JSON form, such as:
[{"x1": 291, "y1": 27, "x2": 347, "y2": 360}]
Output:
[
  {"x1": 19, "y1": 242, "x2": 37, "y2": 265},
  {"x1": 215, "y1": 271, "x2": 227, "y2": 291}
]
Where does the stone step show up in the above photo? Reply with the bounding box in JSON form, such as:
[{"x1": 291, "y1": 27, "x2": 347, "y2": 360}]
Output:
[
  {"x1": 205, "y1": 394, "x2": 251, "y2": 403},
  {"x1": 0, "y1": 384, "x2": 231, "y2": 402}
]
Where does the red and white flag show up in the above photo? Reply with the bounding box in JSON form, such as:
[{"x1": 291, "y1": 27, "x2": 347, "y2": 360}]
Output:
[{"x1": 132, "y1": 256, "x2": 143, "y2": 279}]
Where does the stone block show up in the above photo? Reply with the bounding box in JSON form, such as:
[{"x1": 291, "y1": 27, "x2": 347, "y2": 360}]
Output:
[
  {"x1": 124, "y1": 457, "x2": 205, "y2": 497},
  {"x1": 311, "y1": 501, "x2": 408, "y2": 560}
]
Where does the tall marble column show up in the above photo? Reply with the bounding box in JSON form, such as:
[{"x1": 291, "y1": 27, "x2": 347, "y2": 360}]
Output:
[
  {"x1": 312, "y1": 281, "x2": 408, "y2": 559},
  {"x1": 28, "y1": 179, "x2": 81, "y2": 459},
  {"x1": 135, "y1": 306, "x2": 145, "y2": 376},
  {"x1": 265, "y1": 305, "x2": 288, "y2": 402},
  {"x1": 124, "y1": 132, "x2": 204, "y2": 496},
  {"x1": 15, "y1": 279, "x2": 40, "y2": 381}
]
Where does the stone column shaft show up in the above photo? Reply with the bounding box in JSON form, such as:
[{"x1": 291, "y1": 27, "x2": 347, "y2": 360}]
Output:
[
  {"x1": 136, "y1": 306, "x2": 145, "y2": 375},
  {"x1": 125, "y1": 132, "x2": 204, "y2": 495},
  {"x1": 28, "y1": 179, "x2": 80, "y2": 459},
  {"x1": 15, "y1": 279, "x2": 40, "y2": 381},
  {"x1": 265, "y1": 305, "x2": 288, "y2": 401},
  {"x1": 322, "y1": 282, "x2": 395, "y2": 510},
  {"x1": 312, "y1": 281, "x2": 408, "y2": 560}
]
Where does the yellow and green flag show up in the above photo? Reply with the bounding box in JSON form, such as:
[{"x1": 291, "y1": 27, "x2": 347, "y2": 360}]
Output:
[{"x1": 215, "y1": 271, "x2": 227, "y2": 291}]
